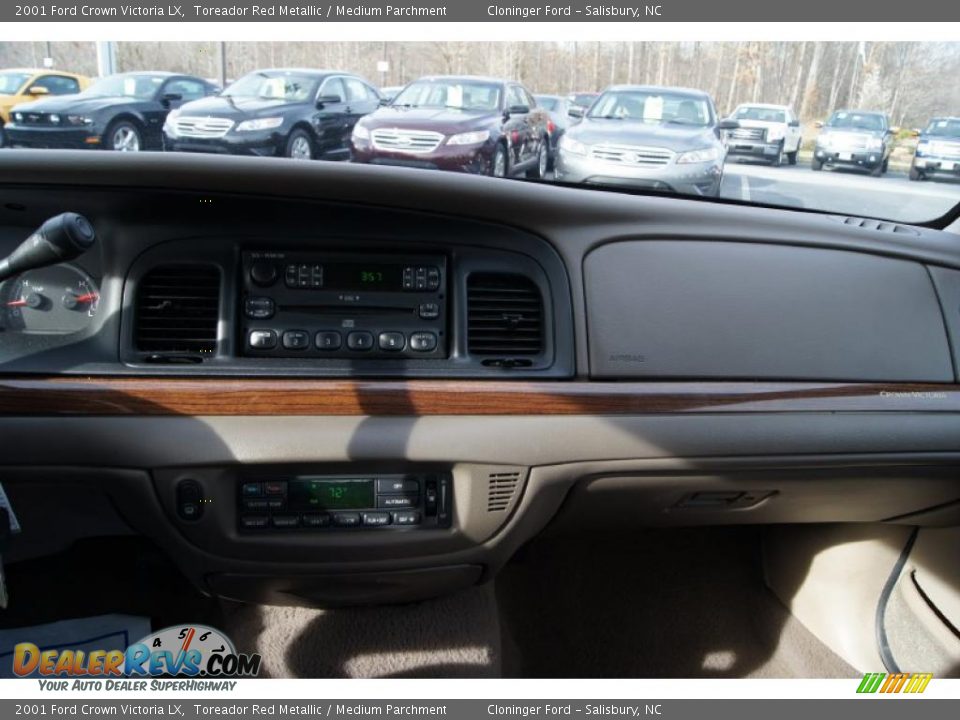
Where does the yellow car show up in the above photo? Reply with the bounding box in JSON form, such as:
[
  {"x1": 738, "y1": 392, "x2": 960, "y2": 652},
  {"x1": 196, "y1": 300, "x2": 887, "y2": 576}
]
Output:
[{"x1": 0, "y1": 68, "x2": 91, "y2": 145}]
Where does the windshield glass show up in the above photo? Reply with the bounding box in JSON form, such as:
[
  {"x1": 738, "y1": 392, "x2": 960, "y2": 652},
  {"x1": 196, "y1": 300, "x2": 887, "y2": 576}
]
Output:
[
  {"x1": 568, "y1": 93, "x2": 597, "y2": 107},
  {"x1": 224, "y1": 72, "x2": 317, "y2": 101},
  {"x1": 0, "y1": 71, "x2": 30, "y2": 95},
  {"x1": 924, "y1": 119, "x2": 960, "y2": 138},
  {"x1": 84, "y1": 74, "x2": 163, "y2": 99},
  {"x1": 392, "y1": 80, "x2": 501, "y2": 111},
  {"x1": 735, "y1": 106, "x2": 786, "y2": 123},
  {"x1": 588, "y1": 90, "x2": 711, "y2": 126},
  {"x1": 536, "y1": 96, "x2": 560, "y2": 111},
  {"x1": 826, "y1": 111, "x2": 887, "y2": 131}
]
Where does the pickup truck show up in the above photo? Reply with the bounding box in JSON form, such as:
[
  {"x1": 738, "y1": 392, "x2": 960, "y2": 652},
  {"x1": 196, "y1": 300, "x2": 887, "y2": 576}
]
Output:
[{"x1": 723, "y1": 103, "x2": 802, "y2": 166}]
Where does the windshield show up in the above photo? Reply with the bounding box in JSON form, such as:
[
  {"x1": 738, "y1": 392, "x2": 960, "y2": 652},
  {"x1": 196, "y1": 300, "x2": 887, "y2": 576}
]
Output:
[
  {"x1": 0, "y1": 71, "x2": 30, "y2": 95},
  {"x1": 536, "y1": 96, "x2": 560, "y2": 111},
  {"x1": 224, "y1": 72, "x2": 317, "y2": 101},
  {"x1": 735, "y1": 106, "x2": 786, "y2": 123},
  {"x1": 84, "y1": 74, "x2": 163, "y2": 99},
  {"x1": 924, "y1": 119, "x2": 960, "y2": 138},
  {"x1": 392, "y1": 80, "x2": 501, "y2": 111},
  {"x1": 588, "y1": 90, "x2": 711, "y2": 126},
  {"x1": 826, "y1": 111, "x2": 887, "y2": 131},
  {"x1": 568, "y1": 93, "x2": 597, "y2": 107}
]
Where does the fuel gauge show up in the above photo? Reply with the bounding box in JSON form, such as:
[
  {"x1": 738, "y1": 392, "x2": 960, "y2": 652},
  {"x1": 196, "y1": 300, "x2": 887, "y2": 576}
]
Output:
[{"x1": 2, "y1": 264, "x2": 100, "y2": 335}]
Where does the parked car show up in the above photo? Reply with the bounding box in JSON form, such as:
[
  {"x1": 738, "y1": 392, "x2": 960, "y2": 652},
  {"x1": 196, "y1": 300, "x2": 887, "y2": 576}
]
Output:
[
  {"x1": 0, "y1": 68, "x2": 91, "y2": 146},
  {"x1": 566, "y1": 91, "x2": 599, "y2": 118},
  {"x1": 4, "y1": 72, "x2": 215, "y2": 151},
  {"x1": 910, "y1": 117, "x2": 960, "y2": 182},
  {"x1": 350, "y1": 75, "x2": 552, "y2": 178},
  {"x1": 812, "y1": 109, "x2": 894, "y2": 176},
  {"x1": 724, "y1": 103, "x2": 802, "y2": 166},
  {"x1": 379, "y1": 85, "x2": 404, "y2": 103},
  {"x1": 164, "y1": 69, "x2": 380, "y2": 160},
  {"x1": 555, "y1": 85, "x2": 737, "y2": 197},
  {"x1": 534, "y1": 94, "x2": 573, "y2": 169}
]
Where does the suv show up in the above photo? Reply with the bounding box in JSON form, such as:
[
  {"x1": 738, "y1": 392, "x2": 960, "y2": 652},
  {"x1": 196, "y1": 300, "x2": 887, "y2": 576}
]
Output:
[
  {"x1": 724, "y1": 103, "x2": 802, "y2": 166},
  {"x1": 910, "y1": 117, "x2": 960, "y2": 182},
  {"x1": 812, "y1": 109, "x2": 894, "y2": 176},
  {"x1": 164, "y1": 69, "x2": 380, "y2": 160},
  {"x1": 351, "y1": 75, "x2": 552, "y2": 178}
]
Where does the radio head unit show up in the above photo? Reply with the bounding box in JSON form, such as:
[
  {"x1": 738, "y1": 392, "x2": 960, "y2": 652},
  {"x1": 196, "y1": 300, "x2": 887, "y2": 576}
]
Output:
[{"x1": 240, "y1": 251, "x2": 447, "y2": 359}]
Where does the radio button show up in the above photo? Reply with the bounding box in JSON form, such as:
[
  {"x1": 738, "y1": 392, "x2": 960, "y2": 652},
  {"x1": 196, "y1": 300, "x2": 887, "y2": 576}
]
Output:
[
  {"x1": 264, "y1": 480, "x2": 287, "y2": 496},
  {"x1": 241, "y1": 482, "x2": 263, "y2": 497},
  {"x1": 266, "y1": 498, "x2": 285, "y2": 510},
  {"x1": 302, "y1": 513, "x2": 331, "y2": 528},
  {"x1": 285, "y1": 264, "x2": 298, "y2": 287},
  {"x1": 378, "y1": 494, "x2": 419, "y2": 508},
  {"x1": 378, "y1": 331, "x2": 406, "y2": 351},
  {"x1": 418, "y1": 303, "x2": 439, "y2": 320},
  {"x1": 282, "y1": 330, "x2": 310, "y2": 350},
  {"x1": 362, "y1": 512, "x2": 391, "y2": 526},
  {"x1": 333, "y1": 512, "x2": 361, "y2": 527},
  {"x1": 240, "y1": 515, "x2": 269, "y2": 529},
  {"x1": 248, "y1": 329, "x2": 278, "y2": 349},
  {"x1": 316, "y1": 331, "x2": 342, "y2": 350},
  {"x1": 377, "y1": 479, "x2": 420, "y2": 494},
  {"x1": 245, "y1": 297, "x2": 275, "y2": 319},
  {"x1": 391, "y1": 511, "x2": 422, "y2": 526},
  {"x1": 271, "y1": 514, "x2": 300, "y2": 529},
  {"x1": 250, "y1": 261, "x2": 277, "y2": 287},
  {"x1": 346, "y1": 331, "x2": 374, "y2": 351},
  {"x1": 409, "y1": 332, "x2": 438, "y2": 352},
  {"x1": 243, "y1": 498, "x2": 268, "y2": 511}
]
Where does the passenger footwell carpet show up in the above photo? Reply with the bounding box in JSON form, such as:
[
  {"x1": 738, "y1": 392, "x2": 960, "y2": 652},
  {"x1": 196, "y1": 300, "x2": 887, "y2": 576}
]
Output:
[
  {"x1": 220, "y1": 583, "x2": 500, "y2": 678},
  {"x1": 496, "y1": 527, "x2": 857, "y2": 678}
]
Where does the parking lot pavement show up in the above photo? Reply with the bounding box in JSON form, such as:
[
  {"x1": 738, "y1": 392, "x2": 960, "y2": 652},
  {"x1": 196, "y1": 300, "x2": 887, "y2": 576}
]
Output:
[{"x1": 721, "y1": 161, "x2": 960, "y2": 222}]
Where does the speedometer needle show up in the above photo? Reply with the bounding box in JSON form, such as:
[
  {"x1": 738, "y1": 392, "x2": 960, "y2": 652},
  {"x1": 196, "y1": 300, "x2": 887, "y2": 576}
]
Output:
[{"x1": 73, "y1": 293, "x2": 98, "y2": 303}]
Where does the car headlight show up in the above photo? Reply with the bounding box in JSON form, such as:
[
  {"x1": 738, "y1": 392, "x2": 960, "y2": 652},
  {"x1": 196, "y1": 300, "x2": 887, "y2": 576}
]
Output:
[
  {"x1": 49, "y1": 114, "x2": 61, "y2": 124},
  {"x1": 447, "y1": 130, "x2": 490, "y2": 146},
  {"x1": 766, "y1": 126, "x2": 785, "y2": 142},
  {"x1": 352, "y1": 124, "x2": 370, "y2": 141},
  {"x1": 235, "y1": 117, "x2": 284, "y2": 132},
  {"x1": 13, "y1": 112, "x2": 22, "y2": 122},
  {"x1": 677, "y1": 146, "x2": 721, "y2": 164},
  {"x1": 559, "y1": 135, "x2": 588, "y2": 156},
  {"x1": 66, "y1": 115, "x2": 94, "y2": 126},
  {"x1": 916, "y1": 141, "x2": 929, "y2": 156}
]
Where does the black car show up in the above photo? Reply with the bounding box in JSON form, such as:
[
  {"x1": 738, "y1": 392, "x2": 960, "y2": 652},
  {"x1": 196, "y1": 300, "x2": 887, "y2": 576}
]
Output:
[
  {"x1": 4, "y1": 72, "x2": 217, "y2": 151},
  {"x1": 534, "y1": 94, "x2": 573, "y2": 168},
  {"x1": 163, "y1": 69, "x2": 380, "y2": 160}
]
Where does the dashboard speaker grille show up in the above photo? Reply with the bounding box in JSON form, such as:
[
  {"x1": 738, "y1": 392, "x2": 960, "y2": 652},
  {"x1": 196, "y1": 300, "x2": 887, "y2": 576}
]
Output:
[
  {"x1": 467, "y1": 273, "x2": 543, "y2": 356},
  {"x1": 487, "y1": 470, "x2": 522, "y2": 512},
  {"x1": 135, "y1": 265, "x2": 220, "y2": 354}
]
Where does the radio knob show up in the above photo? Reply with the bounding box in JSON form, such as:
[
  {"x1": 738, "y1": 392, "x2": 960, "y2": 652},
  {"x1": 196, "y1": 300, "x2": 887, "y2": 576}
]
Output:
[{"x1": 250, "y1": 260, "x2": 278, "y2": 287}]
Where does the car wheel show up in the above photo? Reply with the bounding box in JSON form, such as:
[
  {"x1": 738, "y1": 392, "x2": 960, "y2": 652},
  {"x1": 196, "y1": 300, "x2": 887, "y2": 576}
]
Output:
[
  {"x1": 787, "y1": 150, "x2": 798, "y2": 165},
  {"x1": 285, "y1": 129, "x2": 314, "y2": 160},
  {"x1": 881, "y1": 158, "x2": 889, "y2": 173},
  {"x1": 811, "y1": 157, "x2": 823, "y2": 171},
  {"x1": 490, "y1": 144, "x2": 508, "y2": 178},
  {"x1": 107, "y1": 120, "x2": 142, "y2": 152},
  {"x1": 771, "y1": 142, "x2": 785, "y2": 167},
  {"x1": 527, "y1": 139, "x2": 549, "y2": 179},
  {"x1": 909, "y1": 165, "x2": 923, "y2": 181},
  {"x1": 870, "y1": 162, "x2": 883, "y2": 178}
]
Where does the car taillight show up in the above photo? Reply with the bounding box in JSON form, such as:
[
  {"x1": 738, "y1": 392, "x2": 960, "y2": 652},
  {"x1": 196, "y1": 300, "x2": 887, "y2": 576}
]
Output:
[{"x1": 547, "y1": 120, "x2": 556, "y2": 134}]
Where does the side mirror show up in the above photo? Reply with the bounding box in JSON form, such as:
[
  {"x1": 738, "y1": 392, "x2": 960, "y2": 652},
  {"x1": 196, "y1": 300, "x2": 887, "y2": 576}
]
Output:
[
  {"x1": 912, "y1": 129, "x2": 922, "y2": 138},
  {"x1": 161, "y1": 92, "x2": 182, "y2": 106},
  {"x1": 378, "y1": 97, "x2": 390, "y2": 106},
  {"x1": 788, "y1": 119, "x2": 800, "y2": 127},
  {"x1": 316, "y1": 94, "x2": 342, "y2": 108},
  {"x1": 717, "y1": 119, "x2": 739, "y2": 130},
  {"x1": 506, "y1": 104, "x2": 530, "y2": 116},
  {"x1": 814, "y1": 120, "x2": 824, "y2": 129},
  {"x1": 567, "y1": 106, "x2": 584, "y2": 119},
  {"x1": 28, "y1": 86, "x2": 50, "y2": 96}
]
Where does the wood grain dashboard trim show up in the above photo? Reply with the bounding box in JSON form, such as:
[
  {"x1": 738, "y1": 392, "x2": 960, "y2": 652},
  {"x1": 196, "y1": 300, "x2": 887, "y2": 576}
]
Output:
[{"x1": 0, "y1": 377, "x2": 958, "y2": 417}]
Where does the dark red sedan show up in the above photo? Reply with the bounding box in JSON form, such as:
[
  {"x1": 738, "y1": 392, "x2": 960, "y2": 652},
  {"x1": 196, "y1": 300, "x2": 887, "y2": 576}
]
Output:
[{"x1": 350, "y1": 75, "x2": 551, "y2": 179}]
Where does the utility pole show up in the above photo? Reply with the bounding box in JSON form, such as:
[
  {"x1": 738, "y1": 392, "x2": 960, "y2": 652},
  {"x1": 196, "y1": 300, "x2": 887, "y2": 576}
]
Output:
[
  {"x1": 95, "y1": 41, "x2": 117, "y2": 77},
  {"x1": 219, "y1": 42, "x2": 227, "y2": 88}
]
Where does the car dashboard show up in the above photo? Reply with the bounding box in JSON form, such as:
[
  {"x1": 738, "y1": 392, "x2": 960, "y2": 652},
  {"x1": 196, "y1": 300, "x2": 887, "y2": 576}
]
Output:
[{"x1": 1, "y1": 150, "x2": 959, "y2": 607}]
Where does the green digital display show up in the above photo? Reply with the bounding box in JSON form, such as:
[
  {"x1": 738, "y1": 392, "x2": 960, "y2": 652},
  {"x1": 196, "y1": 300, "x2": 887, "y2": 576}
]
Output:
[{"x1": 289, "y1": 478, "x2": 375, "y2": 510}]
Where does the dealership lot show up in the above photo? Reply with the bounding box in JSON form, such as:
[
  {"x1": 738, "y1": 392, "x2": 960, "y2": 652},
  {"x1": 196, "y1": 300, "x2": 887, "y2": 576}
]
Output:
[{"x1": 720, "y1": 162, "x2": 960, "y2": 221}]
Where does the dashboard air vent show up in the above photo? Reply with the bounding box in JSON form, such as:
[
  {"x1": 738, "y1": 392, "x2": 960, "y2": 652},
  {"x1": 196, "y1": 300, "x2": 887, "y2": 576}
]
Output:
[
  {"x1": 487, "y1": 470, "x2": 523, "y2": 512},
  {"x1": 829, "y1": 215, "x2": 920, "y2": 236},
  {"x1": 135, "y1": 265, "x2": 220, "y2": 355},
  {"x1": 467, "y1": 273, "x2": 543, "y2": 356}
]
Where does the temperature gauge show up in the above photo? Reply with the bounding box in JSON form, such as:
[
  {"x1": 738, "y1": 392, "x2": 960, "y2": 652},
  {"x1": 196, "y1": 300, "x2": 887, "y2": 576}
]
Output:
[{"x1": 1, "y1": 264, "x2": 100, "y2": 335}]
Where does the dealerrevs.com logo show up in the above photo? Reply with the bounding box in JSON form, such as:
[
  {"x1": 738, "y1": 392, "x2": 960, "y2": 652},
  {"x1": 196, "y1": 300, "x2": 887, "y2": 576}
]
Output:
[{"x1": 13, "y1": 624, "x2": 261, "y2": 688}]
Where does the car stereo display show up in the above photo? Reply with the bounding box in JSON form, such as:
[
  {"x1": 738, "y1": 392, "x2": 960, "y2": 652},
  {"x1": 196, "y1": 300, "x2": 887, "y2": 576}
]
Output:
[
  {"x1": 288, "y1": 478, "x2": 375, "y2": 511},
  {"x1": 322, "y1": 263, "x2": 404, "y2": 292}
]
